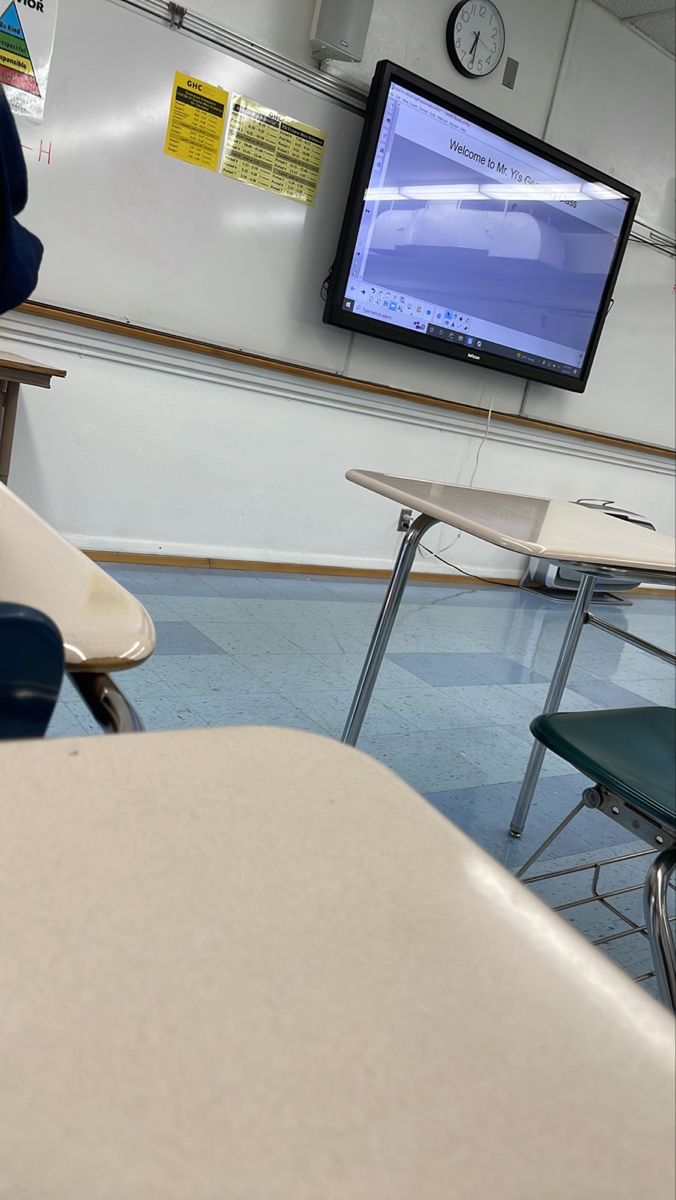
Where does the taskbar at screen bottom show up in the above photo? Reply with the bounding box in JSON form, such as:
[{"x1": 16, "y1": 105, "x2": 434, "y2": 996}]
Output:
[
  {"x1": 341, "y1": 299, "x2": 581, "y2": 379},
  {"x1": 426, "y1": 323, "x2": 581, "y2": 377}
]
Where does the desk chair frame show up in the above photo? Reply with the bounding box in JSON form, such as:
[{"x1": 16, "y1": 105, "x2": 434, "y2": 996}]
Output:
[
  {"x1": 0, "y1": 483, "x2": 154, "y2": 735},
  {"x1": 517, "y1": 771, "x2": 676, "y2": 1011},
  {"x1": 71, "y1": 673, "x2": 144, "y2": 734},
  {"x1": 342, "y1": 513, "x2": 437, "y2": 745},
  {"x1": 509, "y1": 569, "x2": 676, "y2": 836},
  {"x1": 341, "y1": 522, "x2": 673, "y2": 842}
]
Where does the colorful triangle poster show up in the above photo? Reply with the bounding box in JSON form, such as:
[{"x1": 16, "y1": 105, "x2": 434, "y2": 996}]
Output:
[{"x1": 0, "y1": 1, "x2": 41, "y2": 96}]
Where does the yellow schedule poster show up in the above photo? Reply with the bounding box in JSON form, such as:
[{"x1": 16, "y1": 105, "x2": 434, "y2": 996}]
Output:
[
  {"x1": 164, "y1": 71, "x2": 228, "y2": 172},
  {"x1": 221, "y1": 96, "x2": 325, "y2": 207}
]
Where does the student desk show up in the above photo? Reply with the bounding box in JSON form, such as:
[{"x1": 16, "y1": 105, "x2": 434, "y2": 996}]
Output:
[
  {"x1": 0, "y1": 350, "x2": 67, "y2": 485},
  {"x1": 0, "y1": 483, "x2": 155, "y2": 730},
  {"x1": 0, "y1": 726, "x2": 673, "y2": 1199},
  {"x1": 341, "y1": 472, "x2": 676, "y2": 836}
]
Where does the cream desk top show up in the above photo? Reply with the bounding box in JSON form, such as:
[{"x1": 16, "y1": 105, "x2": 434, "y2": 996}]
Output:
[
  {"x1": 0, "y1": 483, "x2": 154, "y2": 670},
  {"x1": 347, "y1": 471, "x2": 676, "y2": 580},
  {"x1": 0, "y1": 349, "x2": 67, "y2": 387},
  {"x1": 0, "y1": 727, "x2": 673, "y2": 1200}
]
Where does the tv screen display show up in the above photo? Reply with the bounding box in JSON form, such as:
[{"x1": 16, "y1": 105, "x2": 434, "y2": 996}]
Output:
[{"x1": 324, "y1": 61, "x2": 639, "y2": 393}]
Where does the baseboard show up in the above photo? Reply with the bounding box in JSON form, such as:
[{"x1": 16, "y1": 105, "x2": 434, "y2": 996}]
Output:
[
  {"x1": 82, "y1": 549, "x2": 676, "y2": 596},
  {"x1": 84, "y1": 549, "x2": 519, "y2": 587}
]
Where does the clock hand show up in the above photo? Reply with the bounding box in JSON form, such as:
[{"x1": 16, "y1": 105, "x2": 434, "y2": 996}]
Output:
[{"x1": 470, "y1": 30, "x2": 480, "y2": 64}]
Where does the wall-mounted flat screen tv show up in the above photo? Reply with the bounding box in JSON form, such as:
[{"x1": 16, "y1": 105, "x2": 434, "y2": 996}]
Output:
[{"x1": 324, "y1": 60, "x2": 640, "y2": 393}]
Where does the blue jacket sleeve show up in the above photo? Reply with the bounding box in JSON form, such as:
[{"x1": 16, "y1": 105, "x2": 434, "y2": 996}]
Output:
[{"x1": 0, "y1": 86, "x2": 44, "y2": 315}]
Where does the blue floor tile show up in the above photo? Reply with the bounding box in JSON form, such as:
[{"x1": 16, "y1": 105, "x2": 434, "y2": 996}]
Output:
[
  {"x1": 319, "y1": 579, "x2": 388, "y2": 602},
  {"x1": 201, "y1": 573, "x2": 279, "y2": 598},
  {"x1": 150, "y1": 653, "x2": 271, "y2": 695},
  {"x1": 292, "y1": 690, "x2": 413, "y2": 738},
  {"x1": 245, "y1": 653, "x2": 353, "y2": 695},
  {"x1": 132, "y1": 595, "x2": 189, "y2": 622},
  {"x1": 152, "y1": 621, "x2": 226, "y2": 656},
  {"x1": 377, "y1": 686, "x2": 495, "y2": 731},
  {"x1": 157, "y1": 596, "x2": 258, "y2": 622},
  {"x1": 567, "y1": 678, "x2": 657, "y2": 708},
  {"x1": 387, "y1": 651, "x2": 547, "y2": 687},
  {"x1": 444, "y1": 587, "x2": 551, "y2": 609},
  {"x1": 185, "y1": 691, "x2": 325, "y2": 733},
  {"x1": 264, "y1": 575, "x2": 336, "y2": 599},
  {"x1": 191, "y1": 620, "x2": 301, "y2": 658},
  {"x1": 108, "y1": 569, "x2": 218, "y2": 596},
  {"x1": 626, "y1": 676, "x2": 676, "y2": 705}
]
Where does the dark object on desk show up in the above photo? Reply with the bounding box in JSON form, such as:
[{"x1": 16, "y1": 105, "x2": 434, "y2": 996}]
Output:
[
  {"x1": 0, "y1": 602, "x2": 64, "y2": 739},
  {"x1": 0, "y1": 87, "x2": 43, "y2": 314}
]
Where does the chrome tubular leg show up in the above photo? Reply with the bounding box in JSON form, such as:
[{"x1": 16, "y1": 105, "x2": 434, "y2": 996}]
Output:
[
  {"x1": 509, "y1": 571, "x2": 597, "y2": 837},
  {"x1": 342, "y1": 514, "x2": 438, "y2": 746},
  {"x1": 644, "y1": 847, "x2": 676, "y2": 1013},
  {"x1": 515, "y1": 799, "x2": 587, "y2": 879},
  {"x1": 71, "y1": 672, "x2": 145, "y2": 734}
]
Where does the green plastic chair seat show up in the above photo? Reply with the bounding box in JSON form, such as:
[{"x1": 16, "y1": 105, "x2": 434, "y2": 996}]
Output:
[{"x1": 531, "y1": 707, "x2": 676, "y2": 829}]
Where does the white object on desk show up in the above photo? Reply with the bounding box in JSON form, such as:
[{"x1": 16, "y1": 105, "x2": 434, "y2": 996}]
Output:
[{"x1": 0, "y1": 726, "x2": 673, "y2": 1199}]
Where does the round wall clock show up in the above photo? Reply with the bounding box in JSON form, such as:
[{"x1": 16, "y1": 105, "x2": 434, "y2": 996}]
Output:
[{"x1": 446, "y1": 2, "x2": 506, "y2": 78}]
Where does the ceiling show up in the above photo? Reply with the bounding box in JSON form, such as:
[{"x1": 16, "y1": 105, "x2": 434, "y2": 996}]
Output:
[{"x1": 594, "y1": 0, "x2": 676, "y2": 56}]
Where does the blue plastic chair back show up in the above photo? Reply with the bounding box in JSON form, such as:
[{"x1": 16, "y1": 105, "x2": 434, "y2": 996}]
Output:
[{"x1": 0, "y1": 603, "x2": 64, "y2": 740}]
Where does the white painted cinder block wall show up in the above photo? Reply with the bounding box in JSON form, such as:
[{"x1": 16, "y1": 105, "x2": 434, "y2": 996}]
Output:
[
  {"x1": 3, "y1": 0, "x2": 675, "y2": 575},
  {"x1": 195, "y1": 0, "x2": 577, "y2": 135}
]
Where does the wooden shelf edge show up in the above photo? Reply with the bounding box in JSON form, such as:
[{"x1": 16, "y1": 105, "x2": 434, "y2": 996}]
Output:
[{"x1": 19, "y1": 301, "x2": 676, "y2": 462}]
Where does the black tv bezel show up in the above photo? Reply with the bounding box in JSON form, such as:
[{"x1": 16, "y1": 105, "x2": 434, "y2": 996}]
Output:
[{"x1": 323, "y1": 60, "x2": 641, "y2": 394}]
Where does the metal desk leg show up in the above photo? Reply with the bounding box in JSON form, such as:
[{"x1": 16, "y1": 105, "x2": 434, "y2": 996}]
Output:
[
  {"x1": 509, "y1": 571, "x2": 597, "y2": 837},
  {"x1": 644, "y1": 847, "x2": 676, "y2": 1014},
  {"x1": 342, "y1": 513, "x2": 437, "y2": 746},
  {"x1": 0, "y1": 380, "x2": 19, "y2": 487}
]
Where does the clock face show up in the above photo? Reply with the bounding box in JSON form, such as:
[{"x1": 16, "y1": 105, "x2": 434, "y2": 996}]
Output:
[{"x1": 446, "y1": 1, "x2": 506, "y2": 78}]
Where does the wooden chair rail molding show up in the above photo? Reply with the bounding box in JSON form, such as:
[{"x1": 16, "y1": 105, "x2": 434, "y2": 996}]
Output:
[{"x1": 19, "y1": 301, "x2": 676, "y2": 462}]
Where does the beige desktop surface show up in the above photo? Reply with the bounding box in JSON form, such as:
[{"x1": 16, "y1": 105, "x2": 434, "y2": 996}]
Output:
[
  {"x1": 0, "y1": 483, "x2": 154, "y2": 669},
  {"x1": 347, "y1": 471, "x2": 676, "y2": 577},
  {"x1": 0, "y1": 726, "x2": 673, "y2": 1199},
  {"x1": 0, "y1": 349, "x2": 67, "y2": 384}
]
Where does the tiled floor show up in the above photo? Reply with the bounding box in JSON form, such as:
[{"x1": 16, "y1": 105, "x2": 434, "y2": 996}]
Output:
[{"x1": 50, "y1": 565, "x2": 675, "y2": 998}]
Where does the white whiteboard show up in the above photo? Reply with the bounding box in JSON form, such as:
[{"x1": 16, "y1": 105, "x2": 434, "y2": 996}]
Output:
[{"x1": 17, "y1": 0, "x2": 361, "y2": 371}]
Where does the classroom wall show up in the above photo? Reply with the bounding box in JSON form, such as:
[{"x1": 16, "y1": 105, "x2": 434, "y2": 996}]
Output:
[
  {"x1": 193, "y1": 0, "x2": 316, "y2": 66},
  {"x1": 3, "y1": 306, "x2": 673, "y2": 577},
  {"x1": 3, "y1": 0, "x2": 675, "y2": 574},
  {"x1": 540, "y1": 0, "x2": 675, "y2": 236},
  {"x1": 522, "y1": 0, "x2": 676, "y2": 439},
  {"x1": 195, "y1": 0, "x2": 576, "y2": 135},
  {"x1": 325, "y1": 0, "x2": 576, "y2": 136}
]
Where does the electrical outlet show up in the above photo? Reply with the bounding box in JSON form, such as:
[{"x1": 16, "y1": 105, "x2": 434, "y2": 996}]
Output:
[{"x1": 397, "y1": 508, "x2": 413, "y2": 532}]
